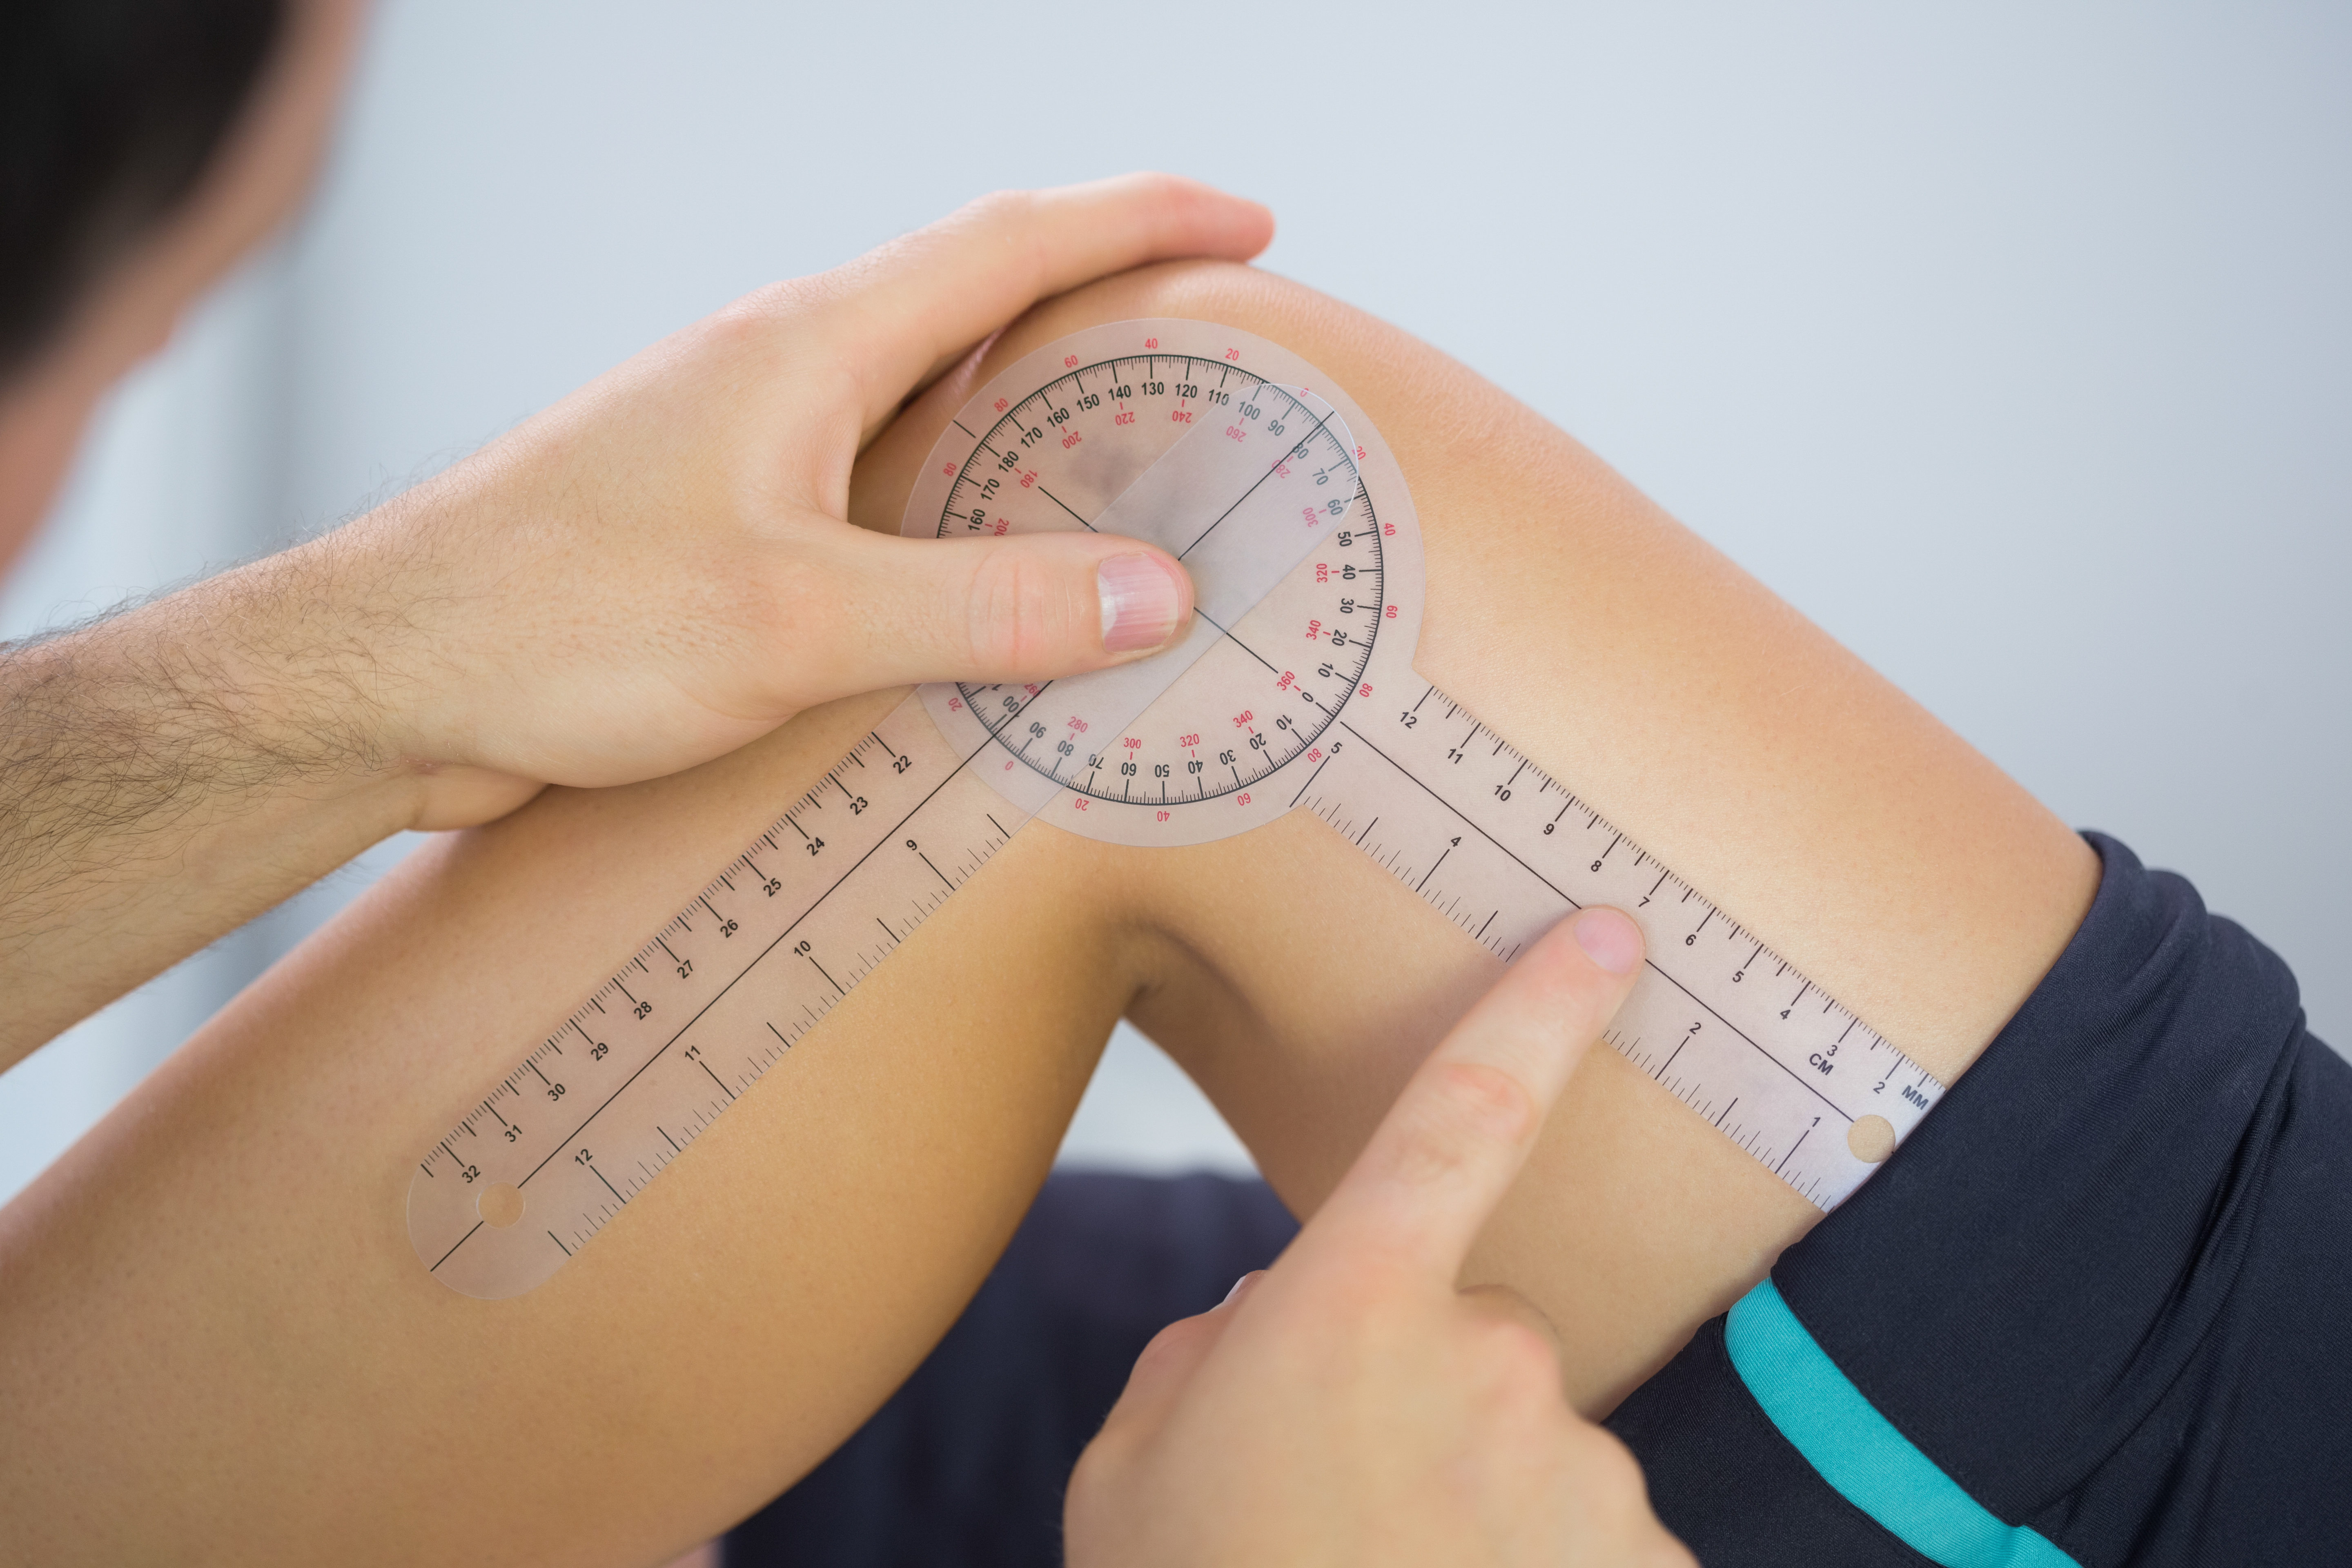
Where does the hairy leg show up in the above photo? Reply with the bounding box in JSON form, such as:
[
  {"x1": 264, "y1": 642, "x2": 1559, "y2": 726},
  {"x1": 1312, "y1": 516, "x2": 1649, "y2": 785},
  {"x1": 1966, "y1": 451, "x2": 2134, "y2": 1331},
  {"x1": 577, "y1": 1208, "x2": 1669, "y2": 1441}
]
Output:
[{"x1": 851, "y1": 260, "x2": 2099, "y2": 1412}]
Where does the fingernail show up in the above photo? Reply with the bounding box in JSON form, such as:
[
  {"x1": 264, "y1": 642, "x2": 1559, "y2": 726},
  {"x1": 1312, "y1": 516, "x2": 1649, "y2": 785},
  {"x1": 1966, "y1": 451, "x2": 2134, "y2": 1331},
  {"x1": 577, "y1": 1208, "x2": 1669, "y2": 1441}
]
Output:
[
  {"x1": 1222, "y1": 1270, "x2": 1264, "y2": 1305},
  {"x1": 1099, "y1": 553, "x2": 1186, "y2": 653},
  {"x1": 1571, "y1": 907, "x2": 1642, "y2": 975}
]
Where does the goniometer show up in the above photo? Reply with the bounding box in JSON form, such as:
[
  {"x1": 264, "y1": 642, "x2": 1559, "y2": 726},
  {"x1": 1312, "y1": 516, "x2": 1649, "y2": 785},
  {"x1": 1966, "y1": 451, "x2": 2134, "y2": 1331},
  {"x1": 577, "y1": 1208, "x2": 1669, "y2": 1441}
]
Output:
[
  {"x1": 902, "y1": 322, "x2": 1414, "y2": 847},
  {"x1": 406, "y1": 319, "x2": 1944, "y2": 1300}
]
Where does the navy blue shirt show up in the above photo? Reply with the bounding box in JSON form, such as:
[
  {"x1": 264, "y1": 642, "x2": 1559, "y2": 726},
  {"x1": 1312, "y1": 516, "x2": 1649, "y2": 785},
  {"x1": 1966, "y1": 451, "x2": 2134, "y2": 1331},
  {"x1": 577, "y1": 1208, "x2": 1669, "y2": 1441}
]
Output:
[{"x1": 1610, "y1": 834, "x2": 2352, "y2": 1564}]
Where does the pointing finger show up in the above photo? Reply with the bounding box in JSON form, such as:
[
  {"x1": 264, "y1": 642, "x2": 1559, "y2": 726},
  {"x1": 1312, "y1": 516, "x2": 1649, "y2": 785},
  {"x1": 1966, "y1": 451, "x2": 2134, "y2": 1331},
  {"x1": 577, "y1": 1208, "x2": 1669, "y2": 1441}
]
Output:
[{"x1": 1294, "y1": 907, "x2": 1644, "y2": 1290}]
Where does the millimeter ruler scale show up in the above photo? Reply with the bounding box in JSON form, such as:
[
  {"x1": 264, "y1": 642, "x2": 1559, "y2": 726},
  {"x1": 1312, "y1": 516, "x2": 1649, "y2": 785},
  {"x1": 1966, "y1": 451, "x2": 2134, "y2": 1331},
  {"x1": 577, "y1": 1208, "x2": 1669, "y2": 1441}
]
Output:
[{"x1": 408, "y1": 319, "x2": 1944, "y2": 1299}]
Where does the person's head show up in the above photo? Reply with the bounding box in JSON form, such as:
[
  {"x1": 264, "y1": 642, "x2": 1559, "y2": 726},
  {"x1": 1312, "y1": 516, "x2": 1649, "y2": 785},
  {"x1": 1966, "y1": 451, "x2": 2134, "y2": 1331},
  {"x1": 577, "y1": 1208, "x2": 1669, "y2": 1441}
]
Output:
[{"x1": 0, "y1": 0, "x2": 364, "y2": 572}]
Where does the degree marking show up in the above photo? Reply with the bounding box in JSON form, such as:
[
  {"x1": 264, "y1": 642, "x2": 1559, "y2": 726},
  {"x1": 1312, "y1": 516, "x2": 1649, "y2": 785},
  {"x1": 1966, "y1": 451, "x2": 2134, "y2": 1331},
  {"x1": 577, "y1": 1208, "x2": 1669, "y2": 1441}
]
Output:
[{"x1": 1336, "y1": 714, "x2": 1853, "y2": 1123}]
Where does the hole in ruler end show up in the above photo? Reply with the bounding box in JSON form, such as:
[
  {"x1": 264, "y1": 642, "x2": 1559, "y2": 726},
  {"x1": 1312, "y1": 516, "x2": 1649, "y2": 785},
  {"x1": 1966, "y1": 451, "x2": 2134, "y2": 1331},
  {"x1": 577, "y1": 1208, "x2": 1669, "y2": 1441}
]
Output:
[
  {"x1": 1846, "y1": 1115, "x2": 1897, "y2": 1164},
  {"x1": 477, "y1": 1182, "x2": 526, "y2": 1228}
]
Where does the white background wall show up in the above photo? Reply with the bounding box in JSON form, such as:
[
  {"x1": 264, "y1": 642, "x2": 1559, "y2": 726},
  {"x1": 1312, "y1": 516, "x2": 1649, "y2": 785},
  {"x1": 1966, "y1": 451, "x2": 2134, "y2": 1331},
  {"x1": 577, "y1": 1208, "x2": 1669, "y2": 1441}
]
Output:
[{"x1": 4, "y1": 0, "x2": 2346, "y2": 1203}]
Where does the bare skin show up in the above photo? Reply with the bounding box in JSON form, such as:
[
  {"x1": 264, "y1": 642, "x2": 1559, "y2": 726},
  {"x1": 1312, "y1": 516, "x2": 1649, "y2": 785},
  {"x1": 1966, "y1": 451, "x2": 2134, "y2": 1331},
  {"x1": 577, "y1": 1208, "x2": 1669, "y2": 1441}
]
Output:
[{"x1": 0, "y1": 260, "x2": 2095, "y2": 1564}]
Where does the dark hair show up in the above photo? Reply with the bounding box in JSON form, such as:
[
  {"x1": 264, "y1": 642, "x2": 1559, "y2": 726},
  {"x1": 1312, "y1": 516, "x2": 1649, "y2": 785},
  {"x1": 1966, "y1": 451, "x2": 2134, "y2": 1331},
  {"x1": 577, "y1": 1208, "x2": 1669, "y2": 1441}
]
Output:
[{"x1": 0, "y1": 0, "x2": 288, "y2": 381}]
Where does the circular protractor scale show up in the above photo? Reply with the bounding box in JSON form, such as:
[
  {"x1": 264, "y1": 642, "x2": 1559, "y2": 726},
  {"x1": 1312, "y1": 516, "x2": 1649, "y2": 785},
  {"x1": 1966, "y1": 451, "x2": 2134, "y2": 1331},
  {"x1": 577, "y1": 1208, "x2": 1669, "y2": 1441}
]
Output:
[{"x1": 904, "y1": 319, "x2": 1426, "y2": 848}]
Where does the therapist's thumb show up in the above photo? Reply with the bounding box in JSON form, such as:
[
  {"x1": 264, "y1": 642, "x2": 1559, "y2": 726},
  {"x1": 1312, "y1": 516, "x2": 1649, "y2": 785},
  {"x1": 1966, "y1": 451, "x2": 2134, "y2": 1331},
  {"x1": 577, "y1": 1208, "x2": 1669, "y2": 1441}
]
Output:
[{"x1": 817, "y1": 528, "x2": 1194, "y2": 692}]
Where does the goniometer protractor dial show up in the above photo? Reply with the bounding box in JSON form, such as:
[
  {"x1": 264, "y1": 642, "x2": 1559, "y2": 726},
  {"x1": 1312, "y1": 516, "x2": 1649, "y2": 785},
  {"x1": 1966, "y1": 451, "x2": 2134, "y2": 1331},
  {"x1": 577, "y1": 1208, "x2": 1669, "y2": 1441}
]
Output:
[
  {"x1": 902, "y1": 320, "x2": 1425, "y2": 848},
  {"x1": 952, "y1": 381, "x2": 1374, "y2": 802}
]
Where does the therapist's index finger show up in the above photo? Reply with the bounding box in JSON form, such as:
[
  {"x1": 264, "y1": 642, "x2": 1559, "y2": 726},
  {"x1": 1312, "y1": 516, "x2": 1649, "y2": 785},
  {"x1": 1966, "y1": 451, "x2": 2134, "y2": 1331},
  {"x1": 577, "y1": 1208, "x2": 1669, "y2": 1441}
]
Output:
[
  {"x1": 818, "y1": 174, "x2": 1275, "y2": 427},
  {"x1": 1299, "y1": 909, "x2": 1644, "y2": 1288}
]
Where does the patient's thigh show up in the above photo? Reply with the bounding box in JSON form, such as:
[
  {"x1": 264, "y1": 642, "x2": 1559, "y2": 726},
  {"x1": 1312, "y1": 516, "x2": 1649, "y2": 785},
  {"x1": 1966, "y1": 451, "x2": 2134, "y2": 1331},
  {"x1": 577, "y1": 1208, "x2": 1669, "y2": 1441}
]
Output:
[
  {"x1": 853, "y1": 262, "x2": 2096, "y2": 1413},
  {"x1": 0, "y1": 690, "x2": 1156, "y2": 1565}
]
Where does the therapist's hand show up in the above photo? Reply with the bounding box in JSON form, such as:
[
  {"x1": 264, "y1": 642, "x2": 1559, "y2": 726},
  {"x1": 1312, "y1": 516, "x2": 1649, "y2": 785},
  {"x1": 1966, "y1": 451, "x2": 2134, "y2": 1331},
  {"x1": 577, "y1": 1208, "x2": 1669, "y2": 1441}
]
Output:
[
  {"x1": 1065, "y1": 908, "x2": 1695, "y2": 1568},
  {"x1": 0, "y1": 174, "x2": 1265, "y2": 1072},
  {"x1": 309, "y1": 174, "x2": 1264, "y2": 826}
]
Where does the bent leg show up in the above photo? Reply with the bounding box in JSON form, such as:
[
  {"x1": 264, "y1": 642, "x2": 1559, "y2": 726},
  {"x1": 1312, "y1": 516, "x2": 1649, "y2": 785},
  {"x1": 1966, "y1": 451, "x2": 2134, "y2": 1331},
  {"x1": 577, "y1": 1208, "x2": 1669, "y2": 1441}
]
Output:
[
  {"x1": 0, "y1": 260, "x2": 2098, "y2": 1564},
  {"x1": 848, "y1": 261, "x2": 2099, "y2": 1412}
]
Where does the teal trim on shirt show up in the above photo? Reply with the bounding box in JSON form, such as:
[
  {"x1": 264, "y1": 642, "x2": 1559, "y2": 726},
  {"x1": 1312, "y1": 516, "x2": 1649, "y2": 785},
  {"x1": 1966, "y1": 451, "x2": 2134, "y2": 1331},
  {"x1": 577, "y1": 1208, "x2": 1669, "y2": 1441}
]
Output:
[{"x1": 1724, "y1": 1280, "x2": 2080, "y2": 1568}]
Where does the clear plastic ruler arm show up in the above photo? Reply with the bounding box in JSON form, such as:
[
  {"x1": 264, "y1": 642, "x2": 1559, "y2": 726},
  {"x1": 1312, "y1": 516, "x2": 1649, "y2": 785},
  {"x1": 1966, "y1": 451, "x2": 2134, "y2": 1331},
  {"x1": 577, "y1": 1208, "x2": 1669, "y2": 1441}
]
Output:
[{"x1": 406, "y1": 385, "x2": 1357, "y2": 1298}]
